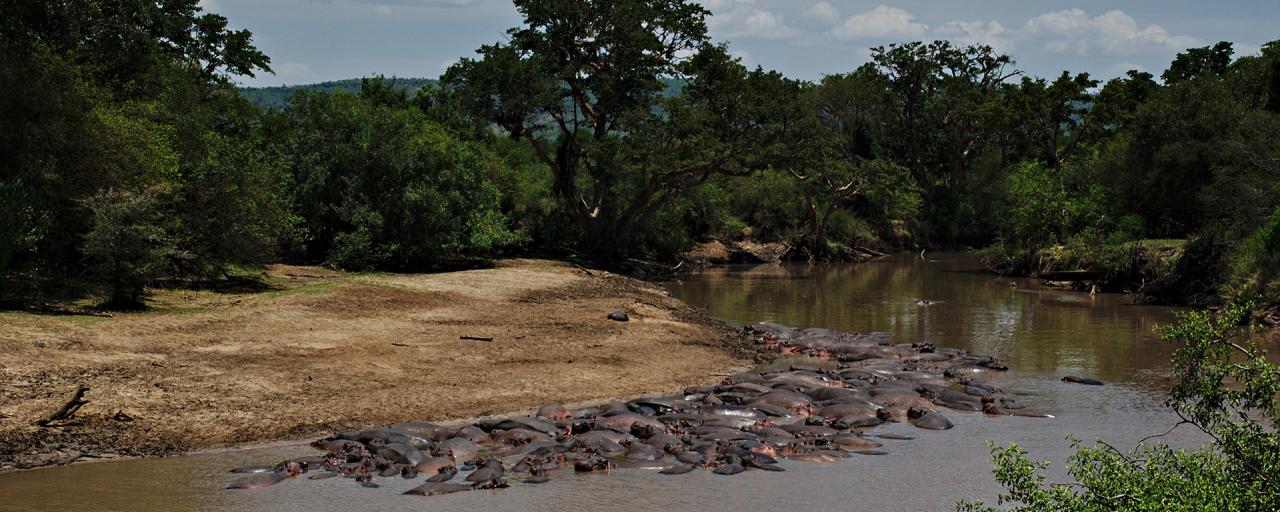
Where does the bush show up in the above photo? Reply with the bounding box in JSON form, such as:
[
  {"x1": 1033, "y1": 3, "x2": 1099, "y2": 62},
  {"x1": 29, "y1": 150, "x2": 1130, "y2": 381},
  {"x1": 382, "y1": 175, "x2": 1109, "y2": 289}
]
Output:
[
  {"x1": 0, "y1": 178, "x2": 45, "y2": 273},
  {"x1": 997, "y1": 161, "x2": 1104, "y2": 249},
  {"x1": 279, "y1": 90, "x2": 516, "y2": 270},
  {"x1": 80, "y1": 190, "x2": 174, "y2": 307},
  {"x1": 172, "y1": 132, "x2": 295, "y2": 275},
  {"x1": 1233, "y1": 207, "x2": 1280, "y2": 303}
]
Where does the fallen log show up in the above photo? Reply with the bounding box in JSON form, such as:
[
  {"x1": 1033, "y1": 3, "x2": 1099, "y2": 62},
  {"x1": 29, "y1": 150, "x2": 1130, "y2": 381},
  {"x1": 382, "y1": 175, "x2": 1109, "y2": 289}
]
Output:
[
  {"x1": 35, "y1": 385, "x2": 90, "y2": 427},
  {"x1": 1038, "y1": 270, "x2": 1101, "y2": 281},
  {"x1": 460, "y1": 336, "x2": 494, "y2": 342}
]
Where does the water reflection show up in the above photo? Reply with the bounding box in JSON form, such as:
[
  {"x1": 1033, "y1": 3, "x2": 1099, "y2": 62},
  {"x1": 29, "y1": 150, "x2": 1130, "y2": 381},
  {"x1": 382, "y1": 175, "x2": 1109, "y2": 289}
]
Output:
[{"x1": 666, "y1": 253, "x2": 1181, "y2": 390}]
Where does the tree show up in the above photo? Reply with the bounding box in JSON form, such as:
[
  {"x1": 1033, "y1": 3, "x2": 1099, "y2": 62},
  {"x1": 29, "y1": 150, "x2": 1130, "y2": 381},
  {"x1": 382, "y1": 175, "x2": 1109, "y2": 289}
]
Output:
[
  {"x1": 1162, "y1": 41, "x2": 1234, "y2": 85},
  {"x1": 80, "y1": 190, "x2": 174, "y2": 308},
  {"x1": 793, "y1": 71, "x2": 918, "y2": 255},
  {"x1": 444, "y1": 0, "x2": 800, "y2": 260},
  {"x1": 0, "y1": 0, "x2": 271, "y2": 91},
  {"x1": 1085, "y1": 70, "x2": 1160, "y2": 140},
  {"x1": 869, "y1": 41, "x2": 1019, "y2": 243},
  {"x1": 1001, "y1": 71, "x2": 1098, "y2": 168},
  {"x1": 275, "y1": 89, "x2": 514, "y2": 270}
]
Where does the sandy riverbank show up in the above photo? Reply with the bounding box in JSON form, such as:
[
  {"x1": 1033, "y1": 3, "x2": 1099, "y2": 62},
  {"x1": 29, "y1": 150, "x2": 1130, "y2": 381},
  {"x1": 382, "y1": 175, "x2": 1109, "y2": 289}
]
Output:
[{"x1": 0, "y1": 259, "x2": 749, "y2": 471}]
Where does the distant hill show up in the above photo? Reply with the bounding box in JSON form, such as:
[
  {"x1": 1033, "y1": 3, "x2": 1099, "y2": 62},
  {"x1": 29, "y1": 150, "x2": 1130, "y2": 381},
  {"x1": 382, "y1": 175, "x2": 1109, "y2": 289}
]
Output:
[
  {"x1": 238, "y1": 77, "x2": 686, "y2": 109},
  {"x1": 238, "y1": 78, "x2": 436, "y2": 108}
]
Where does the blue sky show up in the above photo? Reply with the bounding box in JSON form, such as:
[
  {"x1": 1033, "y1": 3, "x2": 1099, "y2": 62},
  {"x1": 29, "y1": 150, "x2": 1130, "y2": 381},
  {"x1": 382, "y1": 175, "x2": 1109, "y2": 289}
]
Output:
[{"x1": 206, "y1": 0, "x2": 1279, "y2": 87}]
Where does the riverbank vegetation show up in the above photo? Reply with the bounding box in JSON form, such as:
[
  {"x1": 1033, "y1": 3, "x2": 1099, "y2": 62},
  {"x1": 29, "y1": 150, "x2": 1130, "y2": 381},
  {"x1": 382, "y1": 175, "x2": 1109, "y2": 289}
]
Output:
[
  {"x1": 959, "y1": 301, "x2": 1280, "y2": 512},
  {"x1": 1, "y1": 0, "x2": 1277, "y2": 310}
]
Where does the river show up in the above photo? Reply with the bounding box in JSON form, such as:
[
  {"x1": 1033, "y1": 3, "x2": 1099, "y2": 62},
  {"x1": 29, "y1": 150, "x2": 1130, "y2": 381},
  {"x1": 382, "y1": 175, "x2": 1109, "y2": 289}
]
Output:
[{"x1": 0, "y1": 253, "x2": 1204, "y2": 512}]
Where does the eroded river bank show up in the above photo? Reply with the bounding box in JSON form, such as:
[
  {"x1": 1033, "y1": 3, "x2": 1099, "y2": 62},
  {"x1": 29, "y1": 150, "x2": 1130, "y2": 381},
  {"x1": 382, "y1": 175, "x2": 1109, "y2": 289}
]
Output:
[{"x1": 0, "y1": 253, "x2": 1206, "y2": 512}]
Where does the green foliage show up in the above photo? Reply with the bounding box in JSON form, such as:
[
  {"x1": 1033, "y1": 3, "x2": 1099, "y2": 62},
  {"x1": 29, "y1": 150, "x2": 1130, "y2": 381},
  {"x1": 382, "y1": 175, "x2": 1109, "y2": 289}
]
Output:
[
  {"x1": 869, "y1": 40, "x2": 1016, "y2": 244},
  {"x1": 1163, "y1": 42, "x2": 1234, "y2": 85},
  {"x1": 1233, "y1": 207, "x2": 1280, "y2": 302},
  {"x1": 239, "y1": 78, "x2": 436, "y2": 109},
  {"x1": 80, "y1": 190, "x2": 174, "y2": 308},
  {"x1": 958, "y1": 442, "x2": 1247, "y2": 512},
  {"x1": 960, "y1": 302, "x2": 1280, "y2": 511},
  {"x1": 171, "y1": 132, "x2": 295, "y2": 274},
  {"x1": 0, "y1": 178, "x2": 46, "y2": 273},
  {"x1": 996, "y1": 161, "x2": 1104, "y2": 248},
  {"x1": 0, "y1": 0, "x2": 271, "y2": 90},
  {"x1": 276, "y1": 89, "x2": 515, "y2": 270},
  {"x1": 445, "y1": 0, "x2": 804, "y2": 260}
]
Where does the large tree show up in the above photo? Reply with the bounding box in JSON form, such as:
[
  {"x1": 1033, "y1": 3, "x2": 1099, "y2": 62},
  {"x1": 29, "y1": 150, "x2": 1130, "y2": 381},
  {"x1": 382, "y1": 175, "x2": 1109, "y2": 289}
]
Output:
[
  {"x1": 869, "y1": 41, "x2": 1018, "y2": 243},
  {"x1": 444, "y1": 0, "x2": 800, "y2": 259}
]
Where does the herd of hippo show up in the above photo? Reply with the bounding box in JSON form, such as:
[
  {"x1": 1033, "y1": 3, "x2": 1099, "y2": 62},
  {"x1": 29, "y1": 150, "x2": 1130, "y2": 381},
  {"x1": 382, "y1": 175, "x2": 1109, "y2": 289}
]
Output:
[{"x1": 227, "y1": 322, "x2": 1065, "y2": 496}]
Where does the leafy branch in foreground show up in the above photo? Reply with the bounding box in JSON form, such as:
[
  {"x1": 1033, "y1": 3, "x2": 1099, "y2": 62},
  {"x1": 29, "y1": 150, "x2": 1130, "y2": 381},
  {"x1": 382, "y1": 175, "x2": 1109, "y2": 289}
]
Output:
[{"x1": 958, "y1": 301, "x2": 1280, "y2": 512}]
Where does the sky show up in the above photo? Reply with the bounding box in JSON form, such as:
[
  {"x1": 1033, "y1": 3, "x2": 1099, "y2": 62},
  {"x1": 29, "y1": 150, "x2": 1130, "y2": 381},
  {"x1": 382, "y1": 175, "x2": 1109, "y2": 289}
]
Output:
[{"x1": 206, "y1": 0, "x2": 1280, "y2": 88}]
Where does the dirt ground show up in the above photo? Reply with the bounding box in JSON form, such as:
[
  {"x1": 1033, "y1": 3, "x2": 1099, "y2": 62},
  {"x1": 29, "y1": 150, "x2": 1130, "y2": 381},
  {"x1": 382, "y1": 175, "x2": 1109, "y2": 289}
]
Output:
[{"x1": 0, "y1": 260, "x2": 748, "y2": 471}]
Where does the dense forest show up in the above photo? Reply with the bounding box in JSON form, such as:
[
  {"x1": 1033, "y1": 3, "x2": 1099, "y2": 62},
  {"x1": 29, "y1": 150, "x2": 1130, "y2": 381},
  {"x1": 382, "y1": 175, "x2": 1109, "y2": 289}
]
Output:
[
  {"x1": 239, "y1": 78, "x2": 437, "y2": 108},
  {"x1": 1, "y1": 0, "x2": 1277, "y2": 310}
]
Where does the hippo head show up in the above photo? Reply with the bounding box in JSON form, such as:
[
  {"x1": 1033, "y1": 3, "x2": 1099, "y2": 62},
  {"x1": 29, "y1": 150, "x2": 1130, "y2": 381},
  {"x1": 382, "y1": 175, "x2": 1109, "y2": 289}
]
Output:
[{"x1": 280, "y1": 461, "x2": 305, "y2": 477}]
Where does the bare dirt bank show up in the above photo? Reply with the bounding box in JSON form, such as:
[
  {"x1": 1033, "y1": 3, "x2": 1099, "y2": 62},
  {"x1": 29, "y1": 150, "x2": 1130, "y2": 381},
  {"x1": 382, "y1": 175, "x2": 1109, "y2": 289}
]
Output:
[{"x1": 0, "y1": 260, "x2": 748, "y2": 471}]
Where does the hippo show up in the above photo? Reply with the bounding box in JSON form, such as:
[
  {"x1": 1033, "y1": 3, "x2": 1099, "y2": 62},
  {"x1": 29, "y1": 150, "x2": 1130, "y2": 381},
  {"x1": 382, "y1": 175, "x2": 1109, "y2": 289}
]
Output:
[
  {"x1": 465, "y1": 458, "x2": 505, "y2": 487},
  {"x1": 536, "y1": 403, "x2": 572, "y2": 421},
  {"x1": 426, "y1": 466, "x2": 458, "y2": 482},
  {"x1": 830, "y1": 434, "x2": 882, "y2": 451},
  {"x1": 907, "y1": 408, "x2": 954, "y2": 430},
  {"x1": 712, "y1": 463, "x2": 746, "y2": 475},
  {"x1": 482, "y1": 417, "x2": 561, "y2": 437},
  {"x1": 645, "y1": 433, "x2": 685, "y2": 453},
  {"x1": 227, "y1": 461, "x2": 303, "y2": 490},
  {"x1": 983, "y1": 403, "x2": 1056, "y2": 418},
  {"x1": 492, "y1": 428, "x2": 553, "y2": 446},
  {"x1": 1062, "y1": 376, "x2": 1104, "y2": 386},
  {"x1": 227, "y1": 472, "x2": 288, "y2": 490},
  {"x1": 453, "y1": 425, "x2": 492, "y2": 445},
  {"x1": 625, "y1": 442, "x2": 664, "y2": 461},
  {"x1": 404, "y1": 482, "x2": 473, "y2": 496},
  {"x1": 660, "y1": 464, "x2": 697, "y2": 475},
  {"x1": 414, "y1": 451, "x2": 455, "y2": 475},
  {"x1": 833, "y1": 414, "x2": 883, "y2": 429},
  {"x1": 434, "y1": 437, "x2": 480, "y2": 462},
  {"x1": 675, "y1": 451, "x2": 706, "y2": 464},
  {"x1": 229, "y1": 465, "x2": 274, "y2": 474},
  {"x1": 376, "y1": 443, "x2": 425, "y2": 466}
]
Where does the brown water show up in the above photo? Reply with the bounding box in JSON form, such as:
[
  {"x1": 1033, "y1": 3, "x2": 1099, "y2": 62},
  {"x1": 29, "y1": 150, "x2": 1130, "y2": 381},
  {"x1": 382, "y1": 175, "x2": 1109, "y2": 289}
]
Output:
[{"x1": 0, "y1": 253, "x2": 1204, "y2": 512}]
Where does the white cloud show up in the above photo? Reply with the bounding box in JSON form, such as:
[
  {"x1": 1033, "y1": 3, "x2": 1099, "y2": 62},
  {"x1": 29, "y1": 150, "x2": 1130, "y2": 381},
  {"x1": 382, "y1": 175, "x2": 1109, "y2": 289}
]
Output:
[
  {"x1": 1235, "y1": 42, "x2": 1261, "y2": 57},
  {"x1": 804, "y1": 2, "x2": 840, "y2": 25},
  {"x1": 833, "y1": 5, "x2": 928, "y2": 41},
  {"x1": 374, "y1": 4, "x2": 392, "y2": 15},
  {"x1": 275, "y1": 62, "x2": 318, "y2": 83},
  {"x1": 307, "y1": 0, "x2": 480, "y2": 8},
  {"x1": 730, "y1": 48, "x2": 753, "y2": 65},
  {"x1": 198, "y1": 0, "x2": 219, "y2": 12},
  {"x1": 1023, "y1": 9, "x2": 1199, "y2": 56},
  {"x1": 936, "y1": 20, "x2": 1012, "y2": 53},
  {"x1": 705, "y1": 1, "x2": 801, "y2": 40}
]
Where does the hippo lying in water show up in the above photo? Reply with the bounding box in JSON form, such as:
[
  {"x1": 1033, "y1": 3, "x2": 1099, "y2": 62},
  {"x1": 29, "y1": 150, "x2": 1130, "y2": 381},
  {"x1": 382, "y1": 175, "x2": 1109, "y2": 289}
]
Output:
[{"x1": 226, "y1": 322, "x2": 1050, "y2": 496}]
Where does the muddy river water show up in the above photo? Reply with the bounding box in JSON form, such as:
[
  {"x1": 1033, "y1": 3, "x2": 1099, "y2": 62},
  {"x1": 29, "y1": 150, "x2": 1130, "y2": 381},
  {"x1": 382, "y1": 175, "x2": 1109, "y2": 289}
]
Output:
[{"x1": 0, "y1": 253, "x2": 1206, "y2": 511}]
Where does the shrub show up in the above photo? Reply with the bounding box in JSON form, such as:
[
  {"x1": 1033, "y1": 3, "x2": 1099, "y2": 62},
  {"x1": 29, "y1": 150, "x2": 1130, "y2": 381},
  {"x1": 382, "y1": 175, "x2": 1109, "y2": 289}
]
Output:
[{"x1": 80, "y1": 190, "x2": 174, "y2": 307}]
